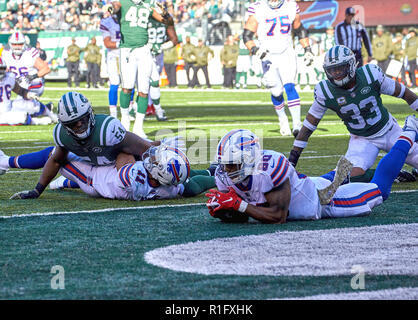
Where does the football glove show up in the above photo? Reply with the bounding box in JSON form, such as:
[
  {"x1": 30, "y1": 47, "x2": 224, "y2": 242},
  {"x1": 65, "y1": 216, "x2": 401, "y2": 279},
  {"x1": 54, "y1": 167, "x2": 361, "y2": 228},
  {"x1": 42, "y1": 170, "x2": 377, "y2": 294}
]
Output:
[
  {"x1": 10, "y1": 189, "x2": 40, "y2": 200},
  {"x1": 251, "y1": 47, "x2": 272, "y2": 73},
  {"x1": 26, "y1": 91, "x2": 39, "y2": 100},
  {"x1": 205, "y1": 187, "x2": 248, "y2": 214},
  {"x1": 303, "y1": 47, "x2": 314, "y2": 67}
]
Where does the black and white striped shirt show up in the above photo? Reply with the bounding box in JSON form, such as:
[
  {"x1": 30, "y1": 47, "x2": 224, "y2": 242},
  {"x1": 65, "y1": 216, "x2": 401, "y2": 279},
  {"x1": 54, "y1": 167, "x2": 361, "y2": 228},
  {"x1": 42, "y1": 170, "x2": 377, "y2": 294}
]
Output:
[{"x1": 335, "y1": 21, "x2": 373, "y2": 57}]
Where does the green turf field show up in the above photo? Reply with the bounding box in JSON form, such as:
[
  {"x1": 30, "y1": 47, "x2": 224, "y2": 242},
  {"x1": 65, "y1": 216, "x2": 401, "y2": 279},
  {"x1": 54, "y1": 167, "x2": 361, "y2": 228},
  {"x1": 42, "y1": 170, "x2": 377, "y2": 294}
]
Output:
[{"x1": 0, "y1": 87, "x2": 417, "y2": 299}]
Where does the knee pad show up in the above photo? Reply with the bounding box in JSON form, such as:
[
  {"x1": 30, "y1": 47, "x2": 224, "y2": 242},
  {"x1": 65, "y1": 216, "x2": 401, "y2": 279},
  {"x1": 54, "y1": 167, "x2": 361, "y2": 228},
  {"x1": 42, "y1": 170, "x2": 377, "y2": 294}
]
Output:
[
  {"x1": 284, "y1": 83, "x2": 300, "y2": 101},
  {"x1": 271, "y1": 94, "x2": 284, "y2": 106}
]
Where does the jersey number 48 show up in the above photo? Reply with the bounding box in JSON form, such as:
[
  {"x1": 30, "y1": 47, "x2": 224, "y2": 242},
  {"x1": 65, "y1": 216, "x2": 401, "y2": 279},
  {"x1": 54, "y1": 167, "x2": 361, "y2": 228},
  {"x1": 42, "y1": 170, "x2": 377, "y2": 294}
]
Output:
[{"x1": 125, "y1": 6, "x2": 149, "y2": 28}]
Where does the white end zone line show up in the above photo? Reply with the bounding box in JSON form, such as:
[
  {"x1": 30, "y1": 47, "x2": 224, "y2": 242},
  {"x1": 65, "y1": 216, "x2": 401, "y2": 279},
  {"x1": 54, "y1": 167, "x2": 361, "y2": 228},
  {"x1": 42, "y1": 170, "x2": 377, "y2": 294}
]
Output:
[
  {"x1": 0, "y1": 202, "x2": 206, "y2": 219},
  {"x1": 1, "y1": 189, "x2": 416, "y2": 219}
]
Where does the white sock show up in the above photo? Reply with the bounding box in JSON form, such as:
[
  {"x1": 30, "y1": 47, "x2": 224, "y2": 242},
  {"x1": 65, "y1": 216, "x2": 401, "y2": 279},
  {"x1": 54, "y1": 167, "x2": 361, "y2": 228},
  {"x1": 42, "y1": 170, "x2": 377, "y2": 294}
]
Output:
[
  {"x1": 109, "y1": 105, "x2": 117, "y2": 119},
  {"x1": 288, "y1": 99, "x2": 301, "y2": 129},
  {"x1": 274, "y1": 102, "x2": 287, "y2": 121},
  {"x1": 120, "y1": 108, "x2": 131, "y2": 131},
  {"x1": 133, "y1": 113, "x2": 146, "y2": 137}
]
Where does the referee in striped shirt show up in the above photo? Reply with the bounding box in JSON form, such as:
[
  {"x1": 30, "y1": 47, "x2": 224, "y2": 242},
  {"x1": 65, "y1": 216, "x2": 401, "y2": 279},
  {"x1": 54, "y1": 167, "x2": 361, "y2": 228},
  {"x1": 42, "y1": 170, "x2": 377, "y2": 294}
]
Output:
[{"x1": 335, "y1": 7, "x2": 373, "y2": 67}]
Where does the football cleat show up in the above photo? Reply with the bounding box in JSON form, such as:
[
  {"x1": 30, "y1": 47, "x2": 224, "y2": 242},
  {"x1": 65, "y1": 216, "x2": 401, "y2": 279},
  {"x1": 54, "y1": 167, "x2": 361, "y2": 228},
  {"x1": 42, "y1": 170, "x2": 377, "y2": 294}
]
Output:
[
  {"x1": 49, "y1": 175, "x2": 67, "y2": 190},
  {"x1": 146, "y1": 104, "x2": 156, "y2": 116},
  {"x1": 279, "y1": 120, "x2": 292, "y2": 136},
  {"x1": 0, "y1": 149, "x2": 9, "y2": 175},
  {"x1": 156, "y1": 110, "x2": 168, "y2": 121},
  {"x1": 317, "y1": 156, "x2": 353, "y2": 205},
  {"x1": 402, "y1": 115, "x2": 418, "y2": 142},
  {"x1": 394, "y1": 170, "x2": 416, "y2": 183}
]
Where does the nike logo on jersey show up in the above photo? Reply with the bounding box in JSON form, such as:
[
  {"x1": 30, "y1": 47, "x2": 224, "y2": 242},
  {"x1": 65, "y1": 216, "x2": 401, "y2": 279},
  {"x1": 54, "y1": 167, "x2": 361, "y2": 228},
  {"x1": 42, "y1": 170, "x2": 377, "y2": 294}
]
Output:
[{"x1": 270, "y1": 160, "x2": 275, "y2": 169}]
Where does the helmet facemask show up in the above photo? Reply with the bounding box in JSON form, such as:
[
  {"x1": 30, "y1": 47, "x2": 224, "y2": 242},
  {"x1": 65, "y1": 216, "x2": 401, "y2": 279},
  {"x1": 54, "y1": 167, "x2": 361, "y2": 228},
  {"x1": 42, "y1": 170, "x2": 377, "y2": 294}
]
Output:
[
  {"x1": 143, "y1": 146, "x2": 190, "y2": 186},
  {"x1": 216, "y1": 130, "x2": 261, "y2": 186},
  {"x1": 324, "y1": 46, "x2": 358, "y2": 87},
  {"x1": 61, "y1": 109, "x2": 95, "y2": 140},
  {"x1": 267, "y1": 0, "x2": 284, "y2": 9}
]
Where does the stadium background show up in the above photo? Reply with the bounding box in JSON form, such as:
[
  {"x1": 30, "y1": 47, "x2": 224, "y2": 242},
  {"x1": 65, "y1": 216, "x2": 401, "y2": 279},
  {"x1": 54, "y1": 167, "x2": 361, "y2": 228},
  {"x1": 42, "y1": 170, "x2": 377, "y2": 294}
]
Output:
[{"x1": 0, "y1": 0, "x2": 416, "y2": 86}]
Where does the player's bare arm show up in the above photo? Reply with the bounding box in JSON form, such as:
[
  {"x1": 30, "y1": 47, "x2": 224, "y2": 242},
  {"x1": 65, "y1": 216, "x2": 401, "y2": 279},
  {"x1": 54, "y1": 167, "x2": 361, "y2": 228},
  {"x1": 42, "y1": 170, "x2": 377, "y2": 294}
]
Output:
[
  {"x1": 160, "y1": 24, "x2": 178, "y2": 51},
  {"x1": 10, "y1": 146, "x2": 69, "y2": 199},
  {"x1": 293, "y1": 14, "x2": 314, "y2": 65},
  {"x1": 392, "y1": 81, "x2": 418, "y2": 111},
  {"x1": 289, "y1": 113, "x2": 321, "y2": 166},
  {"x1": 12, "y1": 82, "x2": 34, "y2": 100},
  {"x1": 116, "y1": 152, "x2": 136, "y2": 171},
  {"x1": 244, "y1": 179, "x2": 291, "y2": 224},
  {"x1": 243, "y1": 15, "x2": 258, "y2": 52},
  {"x1": 115, "y1": 131, "x2": 155, "y2": 158},
  {"x1": 103, "y1": 36, "x2": 119, "y2": 49},
  {"x1": 33, "y1": 57, "x2": 50, "y2": 78},
  {"x1": 152, "y1": 7, "x2": 174, "y2": 26}
]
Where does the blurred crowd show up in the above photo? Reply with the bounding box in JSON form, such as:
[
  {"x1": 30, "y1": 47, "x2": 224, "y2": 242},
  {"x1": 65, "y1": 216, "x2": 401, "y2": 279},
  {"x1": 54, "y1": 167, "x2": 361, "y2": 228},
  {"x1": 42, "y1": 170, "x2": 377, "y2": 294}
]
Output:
[{"x1": 0, "y1": 0, "x2": 106, "y2": 32}]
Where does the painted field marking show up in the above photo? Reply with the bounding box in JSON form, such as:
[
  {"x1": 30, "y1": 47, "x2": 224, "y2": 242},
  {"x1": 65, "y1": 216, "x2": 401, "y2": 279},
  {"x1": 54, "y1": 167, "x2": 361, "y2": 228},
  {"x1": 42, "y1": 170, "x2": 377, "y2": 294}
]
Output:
[{"x1": 144, "y1": 223, "x2": 418, "y2": 276}]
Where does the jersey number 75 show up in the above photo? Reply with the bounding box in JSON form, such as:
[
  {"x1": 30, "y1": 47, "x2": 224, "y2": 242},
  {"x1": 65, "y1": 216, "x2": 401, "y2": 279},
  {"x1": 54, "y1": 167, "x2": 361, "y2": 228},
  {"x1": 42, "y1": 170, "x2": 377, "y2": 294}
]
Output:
[{"x1": 266, "y1": 15, "x2": 290, "y2": 36}]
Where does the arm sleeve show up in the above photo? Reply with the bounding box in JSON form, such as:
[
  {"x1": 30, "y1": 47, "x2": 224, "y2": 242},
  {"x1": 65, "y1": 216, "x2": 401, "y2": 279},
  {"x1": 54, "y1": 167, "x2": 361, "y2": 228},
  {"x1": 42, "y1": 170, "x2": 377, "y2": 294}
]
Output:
[
  {"x1": 105, "y1": 117, "x2": 127, "y2": 146},
  {"x1": 308, "y1": 83, "x2": 328, "y2": 119},
  {"x1": 368, "y1": 63, "x2": 396, "y2": 95}
]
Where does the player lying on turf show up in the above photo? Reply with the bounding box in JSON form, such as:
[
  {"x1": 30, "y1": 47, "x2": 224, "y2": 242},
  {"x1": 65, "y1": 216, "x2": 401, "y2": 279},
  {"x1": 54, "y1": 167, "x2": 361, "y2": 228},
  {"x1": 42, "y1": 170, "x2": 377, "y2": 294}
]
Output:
[
  {"x1": 2, "y1": 143, "x2": 215, "y2": 200},
  {"x1": 0, "y1": 55, "x2": 56, "y2": 126},
  {"x1": 206, "y1": 121, "x2": 417, "y2": 223},
  {"x1": 0, "y1": 91, "x2": 167, "y2": 199},
  {"x1": 290, "y1": 45, "x2": 418, "y2": 183}
]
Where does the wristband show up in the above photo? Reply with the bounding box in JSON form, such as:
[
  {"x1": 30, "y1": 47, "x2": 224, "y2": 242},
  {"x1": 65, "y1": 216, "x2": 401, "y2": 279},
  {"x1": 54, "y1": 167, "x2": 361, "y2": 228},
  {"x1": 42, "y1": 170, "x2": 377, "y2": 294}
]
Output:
[
  {"x1": 410, "y1": 99, "x2": 418, "y2": 111},
  {"x1": 293, "y1": 140, "x2": 308, "y2": 149},
  {"x1": 303, "y1": 118, "x2": 317, "y2": 131},
  {"x1": 238, "y1": 200, "x2": 248, "y2": 213},
  {"x1": 35, "y1": 182, "x2": 46, "y2": 195},
  {"x1": 397, "y1": 83, "x2": 405, "y2": 98}
]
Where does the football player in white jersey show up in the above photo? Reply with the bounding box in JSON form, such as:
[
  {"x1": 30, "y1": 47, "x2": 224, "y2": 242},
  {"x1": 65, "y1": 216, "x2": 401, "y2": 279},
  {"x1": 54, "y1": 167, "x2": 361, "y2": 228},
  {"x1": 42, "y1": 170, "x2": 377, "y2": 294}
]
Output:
[
  {"x1": 2, "y1": 31, "x2": 56, "y2": 123},
  {"x1": 0, "y1": 56, "x2": 53, "y2": 125},
  {"x1": 100, "y1": 4, "x2": 122, "y2": 119},
  {"x1": 243, "y1": 0, "x2": 314, "y2": 137},
  {"x1": 206, "y1": 124, "x2": 418, "y2": 223}
]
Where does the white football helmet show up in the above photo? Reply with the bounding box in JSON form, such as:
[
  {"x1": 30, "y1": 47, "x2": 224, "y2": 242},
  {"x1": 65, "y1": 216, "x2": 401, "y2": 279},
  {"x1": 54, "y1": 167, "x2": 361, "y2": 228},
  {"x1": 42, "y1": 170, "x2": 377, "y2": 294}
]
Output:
[
  {"x1": 57, "y1": 92, "x2": 95, "y2": 140},
  {"x1": 216, "y1": 129, "x2": 261, "y2": 185},
  {"x1": 0, "y1": 57, "x2": 7, "y2": 80},
  {"x1": 265, "y1": 0, "x2": 284, "y2": 9},
  {"x1": 143, "y1": 145, "x2": 190, "y2": 186},
  {"x1": 323, "y1": 45, "x2": 358, "y2": 87},
  {"x1": 8, "y1": 31, "x2": 27, "y2": 56}
]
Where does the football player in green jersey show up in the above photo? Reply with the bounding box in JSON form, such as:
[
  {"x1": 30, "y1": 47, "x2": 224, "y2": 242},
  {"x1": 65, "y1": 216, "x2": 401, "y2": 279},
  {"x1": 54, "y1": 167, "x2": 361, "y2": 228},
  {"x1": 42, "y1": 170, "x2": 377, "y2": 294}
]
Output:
[
  {"x1": 111, "y1": 0, "x2": 173, "y2": 138},
  {"x1": 9, "y1": 91, "x2": 159, "y2": 199},
  {"x1": 146, "y1": 16, "x2": 178, "y2": 121},
  {"x1": 289, "y1": 45, "x2": 418, "y2": 182}
]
